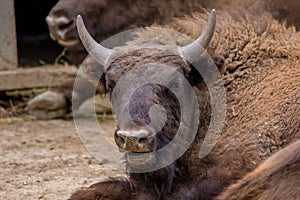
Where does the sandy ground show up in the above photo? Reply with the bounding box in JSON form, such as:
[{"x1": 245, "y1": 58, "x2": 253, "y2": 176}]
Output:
[{"x1": 0, "y1": 117, "x2": 124, "y2": 200}]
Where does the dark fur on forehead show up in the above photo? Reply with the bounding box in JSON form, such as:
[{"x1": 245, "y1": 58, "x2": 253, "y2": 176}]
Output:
[{"x1": 106, "y1": 48, "x2": 191, "y2": 83}]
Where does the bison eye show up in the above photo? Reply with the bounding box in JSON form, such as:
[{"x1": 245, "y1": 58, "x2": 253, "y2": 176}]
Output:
[
  {"x1": 106, "y1": 80, "x2": 115, "y2": 92},
  {"x1": 107, "y1": 85, "x2": 113, "y2": 92}
]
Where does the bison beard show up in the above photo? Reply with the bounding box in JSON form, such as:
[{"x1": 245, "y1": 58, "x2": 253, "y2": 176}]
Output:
[
  {"x1": 124, "y1": 85, "x2": 181, "y2": 197},
  {"x1": 69, "y1": 8, "x2": 300, "y2": 200}
]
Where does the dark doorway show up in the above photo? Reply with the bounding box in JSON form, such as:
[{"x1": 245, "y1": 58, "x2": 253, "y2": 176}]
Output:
[{"x1": 14, "y1": 0, "x2": 66, "y2": 67}]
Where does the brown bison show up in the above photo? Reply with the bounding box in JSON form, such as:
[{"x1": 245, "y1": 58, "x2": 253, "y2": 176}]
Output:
[
  {"x1": 216, "y1": 139, "x2": 300, "y2": 200},
  {"x1": 69, "y1": 7, "x2": 300, "y2": 200}
]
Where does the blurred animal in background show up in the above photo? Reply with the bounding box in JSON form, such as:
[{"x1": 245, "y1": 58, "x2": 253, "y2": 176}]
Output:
[{"x1": 69, "y1": 7, "x2": 300, "y2": 199}]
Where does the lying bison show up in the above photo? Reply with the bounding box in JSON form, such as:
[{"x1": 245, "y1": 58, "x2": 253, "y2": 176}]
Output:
[
  {"x1": 69, "y1": 8, "x2": 300, "y2": 200},
  {"x1": 216, "y1": 139, "x2": 300, "y2": 200}
]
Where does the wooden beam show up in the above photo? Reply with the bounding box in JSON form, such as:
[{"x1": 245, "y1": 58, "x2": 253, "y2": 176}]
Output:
[
  {"x1": 0, "y1": 0, "x2": 18, "y2": 70},
  {"x1": 0, "y1": 65, "x2": 78, "y2": 91}
]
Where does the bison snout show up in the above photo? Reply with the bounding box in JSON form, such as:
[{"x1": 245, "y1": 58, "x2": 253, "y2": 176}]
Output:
[
  {"x1": 46, "y1": 15, "x2": 78, "y2": 46},
  {"x1": 115, "y1": 129, "x2": 155, "y2": 152}
]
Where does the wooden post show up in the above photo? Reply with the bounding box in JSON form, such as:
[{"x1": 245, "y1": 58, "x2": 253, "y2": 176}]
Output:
[{"x1": 0, "y1": 0, "x2": 18, "y2": 70}]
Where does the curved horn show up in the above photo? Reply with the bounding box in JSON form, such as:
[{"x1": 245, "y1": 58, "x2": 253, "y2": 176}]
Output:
[
  {"x1": 76, "y1": 15, "x2": 113, "y2": 67},
  {"x1": 179, "y1": 9, "x2": 216, "y2": 62}
]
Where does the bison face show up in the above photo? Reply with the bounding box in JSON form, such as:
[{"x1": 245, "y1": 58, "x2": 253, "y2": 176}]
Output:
[
  {"x1": 105, "y1": 51, "x2": 186, "y2": 168},
  {"x1": 76, "y1": 10, "x2": 217, "y2": 170},
  {"x1": 112, "y1": 82, "x2": 181, "y2": 167},
  {"x1": 46, "y1": 0, "x2": 106, "y2": 53},
  {"x1": 82, "y1": 48, "x2": 193, "y2": 170}
]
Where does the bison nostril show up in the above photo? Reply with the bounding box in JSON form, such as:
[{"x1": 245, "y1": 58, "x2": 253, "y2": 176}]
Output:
[
  {"x1": 58, "y1": 20, "x2": 74, "y2": 31},
  {"x1": 46, "y1": 15, "x2": 74, "y2": 32},
  {"x1": 138, "y1": 137, "x2": 149, "y2": 144},
  {"x1": 115, "y1": 129, "x2": 154, "y2": 151},
  {"x1": 116, "y1": 134, "x2": 126, "y2": 145}
]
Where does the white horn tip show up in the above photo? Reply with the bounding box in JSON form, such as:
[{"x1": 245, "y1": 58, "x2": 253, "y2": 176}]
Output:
[
  {"x1": 210, "y1": 9, "x2": 216, "y2": 18},
  {"x1": 76, "y1": 15, "x2": 83, "y2": 28},
  {"x1": 76, "y1": 15, "x2": 83, "y2": 25}
]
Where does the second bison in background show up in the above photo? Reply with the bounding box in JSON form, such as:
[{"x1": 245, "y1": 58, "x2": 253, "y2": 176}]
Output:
[{"x1": 69, "y1": 7, "x2": 300, "y2": 200}]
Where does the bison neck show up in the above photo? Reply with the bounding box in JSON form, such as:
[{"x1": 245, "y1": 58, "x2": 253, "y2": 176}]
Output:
[{"x1": 129, "y1": 163, "x2": 179, "y2": 198}]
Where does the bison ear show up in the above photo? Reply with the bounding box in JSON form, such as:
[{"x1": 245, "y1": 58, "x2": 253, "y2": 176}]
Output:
[
  {"x1": 80, "y1": 55, "x2": 107, "y2": 94},
  {"x1": 213, "y1": 56, "x2": 226, "y2": 75},
  {"x1": 186, "y1": 56, "x2": 225, "y2": 88}
]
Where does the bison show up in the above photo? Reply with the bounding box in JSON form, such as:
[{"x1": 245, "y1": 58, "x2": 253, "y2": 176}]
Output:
[
  {"x1": 69, "y1": 8, "x2": 300, "y2": 200},
  {"x1": 216, "y1": 139, "x2": 300, "y2": 200}
]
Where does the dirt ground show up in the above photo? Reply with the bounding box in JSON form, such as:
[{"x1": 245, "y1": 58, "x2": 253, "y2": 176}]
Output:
[{"x1": 0, "y1": 117, "x2": 125, "y2": 200}]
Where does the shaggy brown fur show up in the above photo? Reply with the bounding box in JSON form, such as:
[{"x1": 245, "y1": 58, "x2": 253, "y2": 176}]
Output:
[
  {"x1": 216, "y1": 139, "x2": 300, "y2": 200},
  {"x1": 70, "y1": 9, "x2": 300, "y2": 200},
  {"x1": 166, "y1": 8, "x2": 300, "y2": 154}
]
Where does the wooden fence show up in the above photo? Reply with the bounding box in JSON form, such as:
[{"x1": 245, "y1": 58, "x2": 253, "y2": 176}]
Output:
[{"x1": 0, "y1": 0, "x2": 77, "y2": 91}]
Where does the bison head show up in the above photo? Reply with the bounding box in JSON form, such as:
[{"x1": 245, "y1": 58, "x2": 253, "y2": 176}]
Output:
[
  {"x1": 76, "y1": 10, "x2": 217, "y2": 173},
  {"x1": 46, "y1": 0, "x2": 109, "y2": 64}
]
